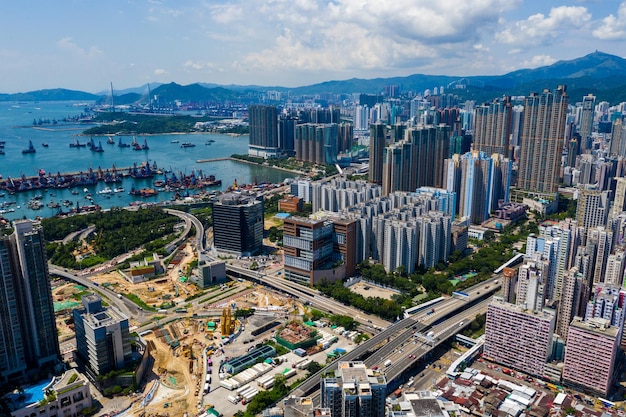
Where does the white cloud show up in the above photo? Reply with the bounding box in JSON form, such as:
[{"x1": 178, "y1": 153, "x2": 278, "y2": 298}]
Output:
[
  {"x1": 497, "y1": 6, "x2": 591, "y2": 46},
  {"x1": 592, "y1": 1, "x2": 626, "y2": 40},
  {"x1": 57, "y1": 37, "x2": 103, "y2": 58},
  {"x1": 239, "y1": 0, "x2": 515, "y2": 74},
  {"x1": 154, "y1": 68, "x2": 168, "y2": 76},
  {"x1": 523, "y1": 54, "x2": 557, "y2": 68},
  {"x1": 209, "y1": 4, "x2": 243, "y2": 25},
  {"x1": 183, "y1": 60, "x2": 223, "y2": 72}
]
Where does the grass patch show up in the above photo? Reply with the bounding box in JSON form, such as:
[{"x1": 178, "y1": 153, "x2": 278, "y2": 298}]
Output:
[
  {"x1": 123, "y1": 293, "x2": 157, "y2": 311},
  {"x1": 264, "y1": 340, "x2": 290, "y2": 356}
]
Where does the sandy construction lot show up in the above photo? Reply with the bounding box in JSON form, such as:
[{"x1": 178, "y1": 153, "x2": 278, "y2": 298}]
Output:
[{"x1": 348, "y1": 280, "x2": 401, "y2": 301}]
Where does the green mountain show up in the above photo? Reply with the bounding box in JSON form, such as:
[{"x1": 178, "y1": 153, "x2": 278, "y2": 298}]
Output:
[
  {"x1": 150, "y1": 82, "x2": 243, "y2": 102},
  {"x1": 0, "y1": 88, "x2": 100, "y2": 102},
  {"x1": 3, "y1": 51, "x2": 626, "y2": 104},
  {"x1": 289, "y1": 51, "x2": 626, "y2": 104}
]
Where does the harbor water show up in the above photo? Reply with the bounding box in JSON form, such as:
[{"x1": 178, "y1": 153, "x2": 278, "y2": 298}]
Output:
[{"x1": 0, "y1": 101, "x2": 293, "y2": 220}]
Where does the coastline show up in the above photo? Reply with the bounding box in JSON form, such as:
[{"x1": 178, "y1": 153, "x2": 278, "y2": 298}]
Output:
[
  {"x1": 197, "y1": 156, "x2": 305, "y2": 175},
  {"x1": 74, "y1": 131, "x2": 247, "y2": 137}
]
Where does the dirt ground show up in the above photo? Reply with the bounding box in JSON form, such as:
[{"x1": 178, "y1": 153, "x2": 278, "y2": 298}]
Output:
[
  {"x1": 128, "y1": 332, "x2": 205, "y2": 417},
  {"x1": 87, "y1": 243, "x2": 205, "y2": 316},
  {"x1": 348, "y1": 280, "x2": 402, "y2": 301},
  {"x1": 52, "y1": 281, "x2": 84, "y2": 343}
]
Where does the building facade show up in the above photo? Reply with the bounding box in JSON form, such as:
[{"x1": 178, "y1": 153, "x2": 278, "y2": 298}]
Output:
[
  {"x1": 248, "y1": 104, "x2": 279, "y2": 158},
  {"x1": 283, "y1": 216, "x2": 356, "y2": 286},
  {"x1": 516, "y1": 85, "x2": 569, "y2": 201},
  {"x1": 473, "y1": 97, "x2": 513, "y2": 157},
  {"x1": 563, "y1": 317, "x2": 620, "y2": 397},
  {"x1": 321, "y1": 361, "x2": 386, "y2": 417},
  {"x1": 213, "y1": 192, "x2": 264, "y2": 257},
  {"x1": 73, "y1": 294, "x2": 132, "y2": 376},
  {"x1": 0, "y1": 219, "x2": 59, "y2": 384},
  {"x1": 484, "y1": 297, "x2": 556, "y2": 378}
]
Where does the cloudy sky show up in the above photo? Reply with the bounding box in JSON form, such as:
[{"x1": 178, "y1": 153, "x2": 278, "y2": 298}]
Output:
[{"x1": 1, "y1": 0, "x2": 625, "y2": 93}]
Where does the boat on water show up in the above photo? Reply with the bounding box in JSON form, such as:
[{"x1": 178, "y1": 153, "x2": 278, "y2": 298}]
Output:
[
  {"x1": 22, "y1": 140, "x2": 36, "y2": 154},
  {"x1": 106, "y1": 136, "x2": 115, "y2": 144},
  {"x1": 118, "y1": 137, "x2": 130, "y2": 148},
  {"x1": 27, "y1": 199, "x2": 42, "y2": 210},
  {"x1": 90, "y1": 139, "x2": 104, "y2": 152},
  {"x1": 97, "y1": 187, "x2": 113, "y2": 195},
  {"x1": 171, "y1": 140, "x2": 180, "y2": 143},
  {"x1": 129, "y1": 187, "x2": 158, "y2": 197},
  {"x1": 113, "y1": 187, "x2": 125, "y2": 193},
  {"x1": 180, "y1": 142, "x2": 195, "y2": 148},
  {"x1": 42, "y1": 143, "x2": 49, "y2": 147},
  {"x1": 134, "y1": 137, "x2": 149, "y2": 151},
  {"x1": 69, "y1": 138, "x2": 86, "y2": 148}
]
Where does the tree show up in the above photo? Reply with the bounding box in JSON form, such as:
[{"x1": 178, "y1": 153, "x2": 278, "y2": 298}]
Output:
[{"x1": 305, "y1": 361, "x2": 323, "y2": 375}]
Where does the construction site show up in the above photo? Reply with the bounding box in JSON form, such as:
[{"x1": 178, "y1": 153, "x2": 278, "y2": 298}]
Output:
[{"x1": 121, "y1": 306, "x2": 240, "y2": 417}]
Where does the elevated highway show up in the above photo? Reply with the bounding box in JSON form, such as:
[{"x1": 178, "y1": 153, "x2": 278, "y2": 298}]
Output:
[{"x1": 291, "y1": 277, "x2": 500, "y2": 399}]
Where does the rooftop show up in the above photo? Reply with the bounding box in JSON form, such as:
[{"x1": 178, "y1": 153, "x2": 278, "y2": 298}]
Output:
[{"x1": 569, "y1": 316, "x2": 619, "y2": 337}]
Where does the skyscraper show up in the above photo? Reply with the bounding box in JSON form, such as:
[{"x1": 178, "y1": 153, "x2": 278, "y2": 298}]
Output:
[
  {"x1": 248, "y1": 104, "x2": 279, "y2": 158},
  {"x1": 212, "y1": 192, "x2": 264, "y2": 257},
  {"x1": 579, "y1": 94, "x2": 596, "y2": 152},
  {"x1": 278, "y1": 114, "x2": 297, "y2": 156},
  {"x1": 445, "y1": 151, "x2": 511, "y2": 224},
  {"x1": 484, "y1": 297, "x2": 555, "y2": 378},
  {"x1": 516, "y1": 85, "x2": 569, "y2": 201},
  {"x1": 473, "y1": 97, "x2": 513, "y2": 157},
  {"x1": 368, "y1": 124, "x2": 386, "y2": 185},
  {"x1": 294, "y1": 123, "x2": 339, "y2": 165},
  {"x1": 576, "y1": 186, "x2": 610, "y2": 229},
  {"x1": 0, "y1": 219, "x2": 59, "y2": 384},
  {"x1": 563, "y1": 316, "x2": 620, "y2": 397}
]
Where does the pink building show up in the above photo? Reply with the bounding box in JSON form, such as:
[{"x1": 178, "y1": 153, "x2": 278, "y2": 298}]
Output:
[
  {"x1": 563, "y1": 316, "x2": 620, "y2": 397},
  {"x1": 484, "y1": 297, "x2": 555, "y2": 378}
]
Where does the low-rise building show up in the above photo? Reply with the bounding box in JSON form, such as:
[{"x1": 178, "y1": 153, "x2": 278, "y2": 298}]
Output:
[
  {"x1": 279, "y1": 195, "x2": 304, "y2": 213},
  {"x1": 4, "y1": 370, "x2": 92, "y2": 417}
]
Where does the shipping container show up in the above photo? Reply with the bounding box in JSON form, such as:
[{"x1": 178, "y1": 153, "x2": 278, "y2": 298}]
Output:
[
  {"x1": 297, "y1": 359, "x2": 312, "y2": 370},
  {"x1": 282, "y1": 368, "x2": 297, "y2": 378},
  {"x1": 236, "y1": 385, "x2": 252, "y2": 396}
]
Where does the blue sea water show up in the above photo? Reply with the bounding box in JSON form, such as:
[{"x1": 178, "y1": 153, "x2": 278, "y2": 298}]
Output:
[{"x1": 0, "y1": 101, "x2": 292, "y2": 220}]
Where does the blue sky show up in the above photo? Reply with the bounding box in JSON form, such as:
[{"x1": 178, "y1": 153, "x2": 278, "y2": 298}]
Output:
[{"x1": 0, "y1": 0, "x2": 625, "y2": 93}]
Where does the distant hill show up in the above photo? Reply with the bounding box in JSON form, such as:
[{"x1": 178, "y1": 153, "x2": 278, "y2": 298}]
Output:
[
  {"x1": 150, "y1": 82, "x2": 244, "y2": 102},
  {"x1": 0, "y1": 88, "x2": 100, "y2": 102},
  {"x1": 3, "y1": 51, "x2": 626, "y2": 104},
  {"x1": 95, "y1": 83, "x2": 163, "y2": 96},
  {"x1": 289, "y1": 51, "x2": 626, "y2": 101}
]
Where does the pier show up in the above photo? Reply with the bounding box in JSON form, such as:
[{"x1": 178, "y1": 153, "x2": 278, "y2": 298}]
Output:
[
  {"x1": 196, "y1": 157, "x2": 232, "y2": 163},
  {"x1": 0, "y1": 161, "x2": 159, "y2": 194}
]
